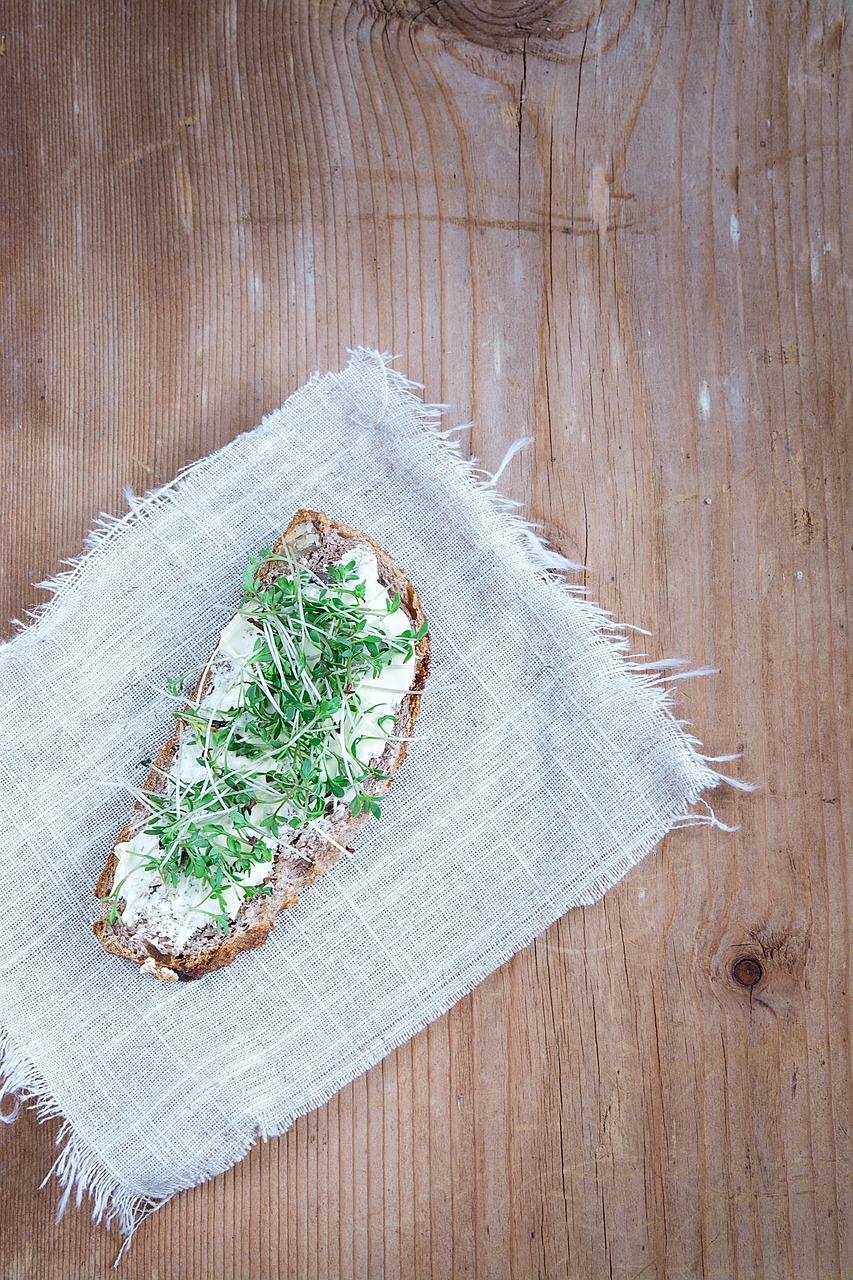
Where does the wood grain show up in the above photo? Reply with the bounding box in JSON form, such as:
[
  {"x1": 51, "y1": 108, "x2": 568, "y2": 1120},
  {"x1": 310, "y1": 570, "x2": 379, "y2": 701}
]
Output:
[{"x1": 1, "y1": 1, "x2": 850, "y2": 1276}]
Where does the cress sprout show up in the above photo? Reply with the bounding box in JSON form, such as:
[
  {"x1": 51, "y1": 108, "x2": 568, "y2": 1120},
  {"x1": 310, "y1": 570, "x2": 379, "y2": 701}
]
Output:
[{"x1": 101, "y1": 547, "x2": 427, "y2": 933}]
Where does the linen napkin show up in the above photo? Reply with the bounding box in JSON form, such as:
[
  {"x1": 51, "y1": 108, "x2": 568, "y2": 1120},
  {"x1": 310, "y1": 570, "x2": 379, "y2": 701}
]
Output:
[{"x1": 0, "y1": 350, "x2": 744, "y2": 1249}]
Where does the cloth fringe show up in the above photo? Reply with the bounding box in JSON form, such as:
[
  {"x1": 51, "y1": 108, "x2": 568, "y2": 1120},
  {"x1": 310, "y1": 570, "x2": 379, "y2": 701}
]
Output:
[{"x1": 0, "y1": 1028, "x2": 165, "y2": 1264}]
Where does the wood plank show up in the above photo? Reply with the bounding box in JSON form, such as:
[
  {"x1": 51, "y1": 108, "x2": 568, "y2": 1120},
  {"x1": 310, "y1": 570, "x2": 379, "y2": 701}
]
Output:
[{"x1": 1, "y1": 1, "x2": 850, "y2": 1276}]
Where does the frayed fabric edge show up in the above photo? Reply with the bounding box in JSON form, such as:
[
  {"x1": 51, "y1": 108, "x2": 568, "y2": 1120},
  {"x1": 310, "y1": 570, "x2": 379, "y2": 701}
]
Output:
[
  {"x1": 0, "y1": 1027, "x2": 168, "y2": 1266},
  {"x1": 0, "y1": 348, "x2": 754, "y2": 1254}
]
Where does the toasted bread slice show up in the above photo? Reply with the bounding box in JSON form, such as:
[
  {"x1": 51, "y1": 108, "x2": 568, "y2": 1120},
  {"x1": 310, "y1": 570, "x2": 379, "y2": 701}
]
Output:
[{"x1": 93, "y1": 510, "x2": 430, "y2": 981}]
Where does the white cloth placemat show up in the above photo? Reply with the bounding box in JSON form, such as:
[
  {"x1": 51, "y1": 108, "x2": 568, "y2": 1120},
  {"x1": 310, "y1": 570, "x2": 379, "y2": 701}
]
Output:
[{"x1": 0, "y1": 350, "x2": 744, "y2": 1251}]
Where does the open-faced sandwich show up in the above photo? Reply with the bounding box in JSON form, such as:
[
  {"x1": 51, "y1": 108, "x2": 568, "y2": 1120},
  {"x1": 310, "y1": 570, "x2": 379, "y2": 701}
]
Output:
[{"x1": 94, "y1": 509, "x2": 430, "y2": 981}]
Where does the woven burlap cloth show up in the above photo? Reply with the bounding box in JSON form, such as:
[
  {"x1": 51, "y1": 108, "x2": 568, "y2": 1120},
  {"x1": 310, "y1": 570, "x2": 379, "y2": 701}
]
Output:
[{"x1": 0, "y1": 351, "x2": 739, "y2": 1246}]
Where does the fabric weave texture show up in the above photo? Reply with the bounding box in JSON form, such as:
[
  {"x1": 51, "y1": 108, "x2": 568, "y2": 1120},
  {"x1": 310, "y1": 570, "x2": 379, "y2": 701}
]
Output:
[{"x1": 0, "y1": 351, "x2": 732, "y2": 1241}]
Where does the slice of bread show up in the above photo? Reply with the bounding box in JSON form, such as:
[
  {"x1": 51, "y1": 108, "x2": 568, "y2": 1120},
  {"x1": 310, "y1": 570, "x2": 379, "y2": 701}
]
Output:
[{"x1": 93, "y1": 510, "x2": 430, "y2": 982}]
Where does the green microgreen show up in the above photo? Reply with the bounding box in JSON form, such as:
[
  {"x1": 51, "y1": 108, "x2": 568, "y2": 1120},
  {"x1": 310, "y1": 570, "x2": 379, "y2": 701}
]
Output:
[{"x1": 103, "y1": 546, "x2": 428, "y2": 930}]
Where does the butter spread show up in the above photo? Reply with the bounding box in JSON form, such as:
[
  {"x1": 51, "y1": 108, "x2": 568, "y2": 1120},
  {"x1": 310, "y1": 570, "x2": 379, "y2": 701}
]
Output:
[{"x1": 113, "y1": 546, "x2": 416, "y2": 951}]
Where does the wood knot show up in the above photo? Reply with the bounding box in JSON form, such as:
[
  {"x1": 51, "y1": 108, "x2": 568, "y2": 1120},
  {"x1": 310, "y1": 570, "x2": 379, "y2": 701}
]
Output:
[
  {"x1": 731, "y1": 957, "x2": 763, "y2": 988},
  {"x1": 717, "y1": 924, "x2": 810, "y2": 1010},
  {"x1": 365, "y1": 0, "x2": 601, "y2": 51}
]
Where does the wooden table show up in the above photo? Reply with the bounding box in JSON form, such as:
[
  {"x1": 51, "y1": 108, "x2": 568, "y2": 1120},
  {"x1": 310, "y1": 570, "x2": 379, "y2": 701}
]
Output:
[{"x1": 1, "y1": 3, "x2": 850, "y2": 1276}]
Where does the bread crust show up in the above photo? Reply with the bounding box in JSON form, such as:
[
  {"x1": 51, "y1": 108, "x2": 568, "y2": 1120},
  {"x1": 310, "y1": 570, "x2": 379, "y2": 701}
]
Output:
[{"x1": 93, "y1": 510, "x2": 430, "y2": 981}]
